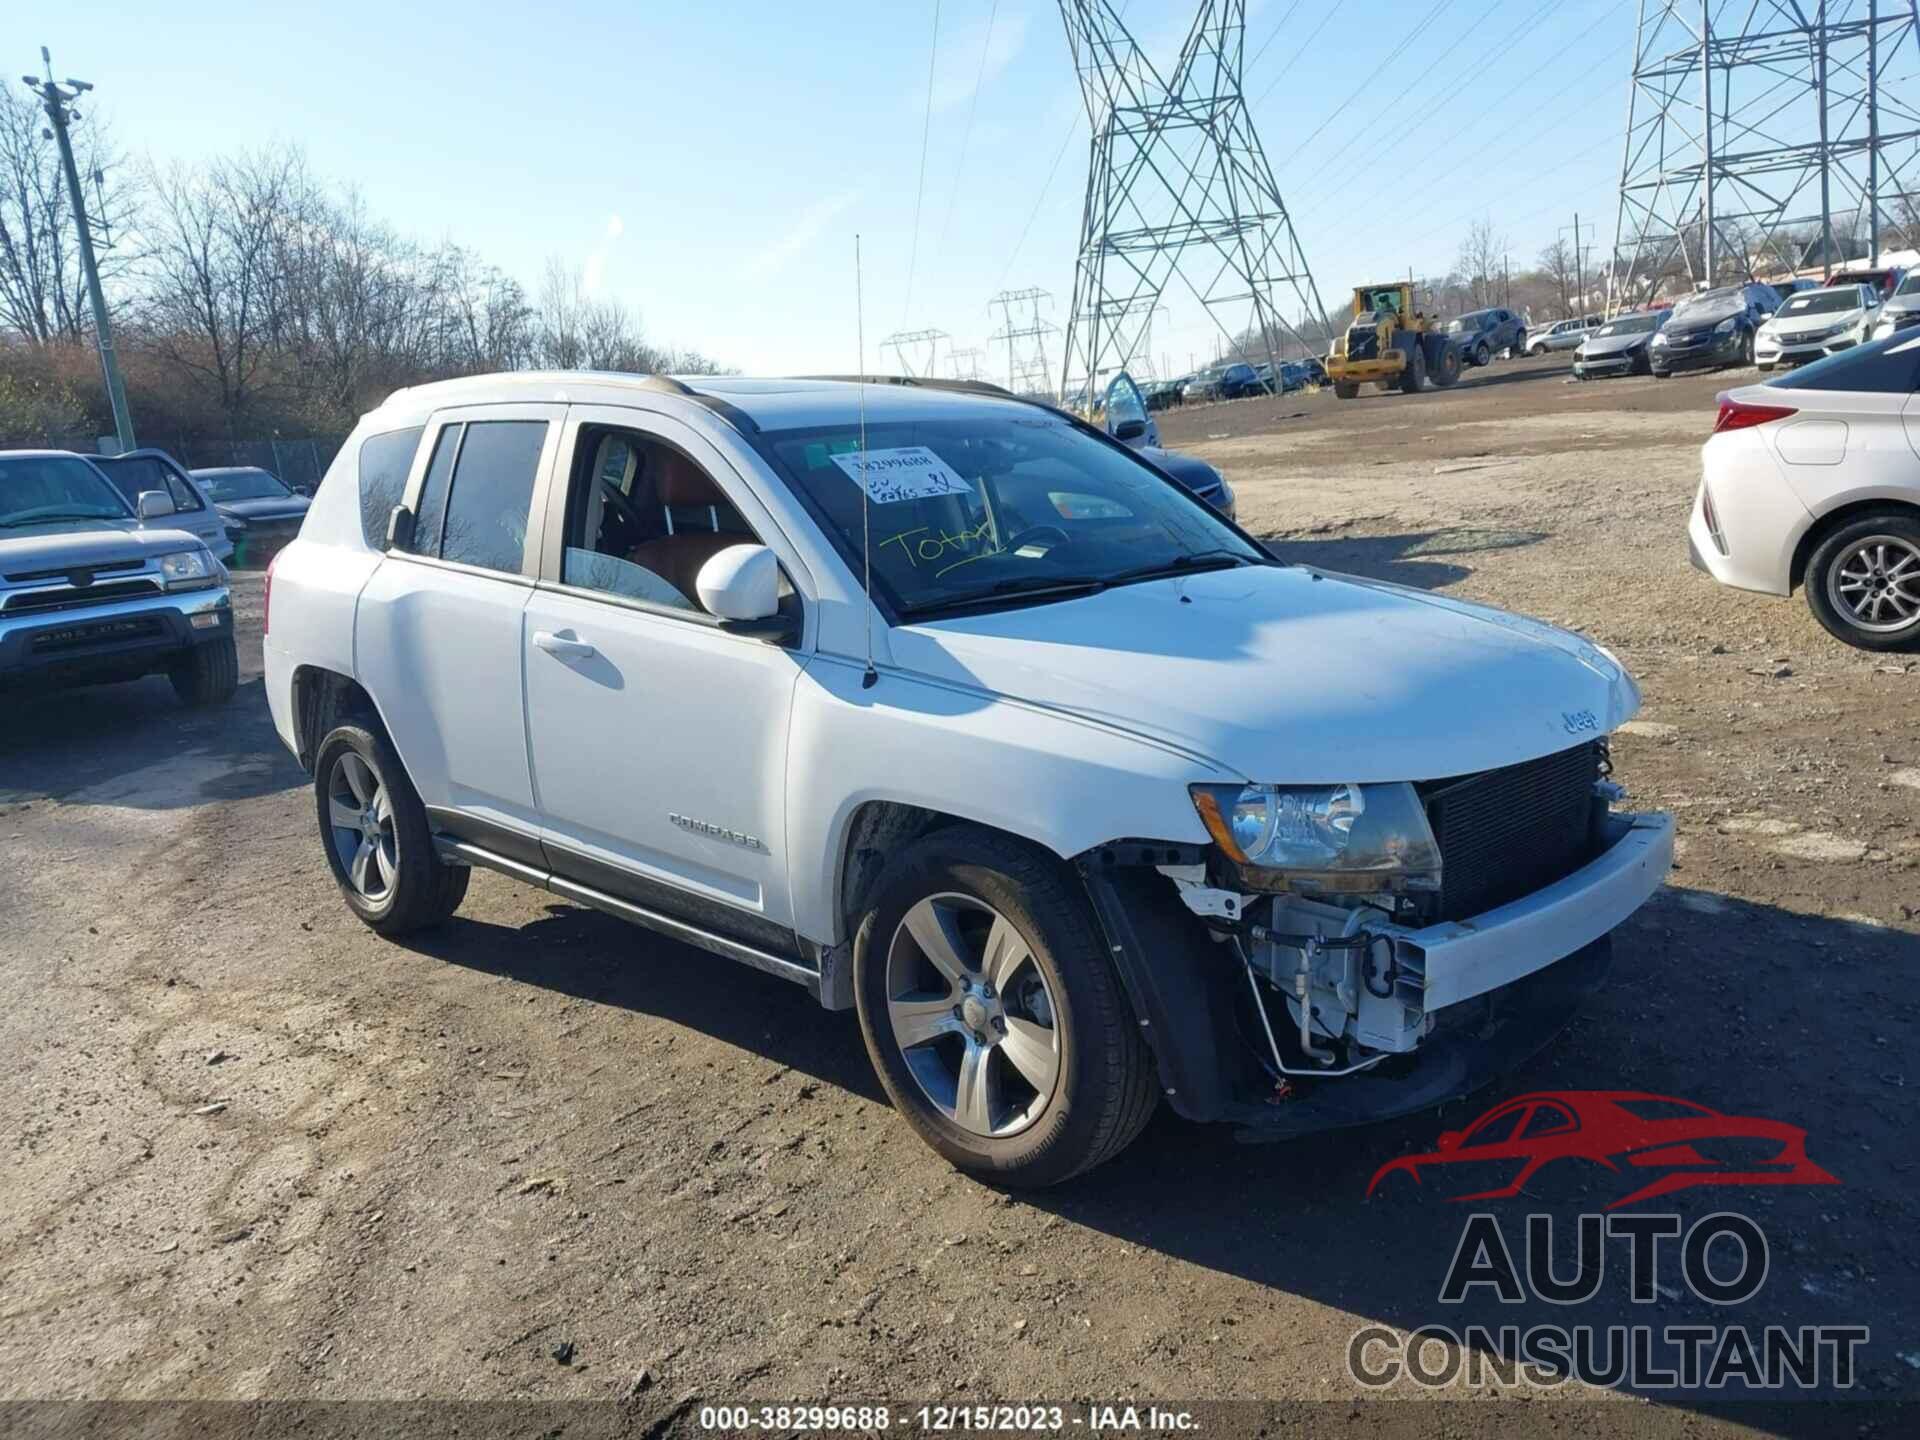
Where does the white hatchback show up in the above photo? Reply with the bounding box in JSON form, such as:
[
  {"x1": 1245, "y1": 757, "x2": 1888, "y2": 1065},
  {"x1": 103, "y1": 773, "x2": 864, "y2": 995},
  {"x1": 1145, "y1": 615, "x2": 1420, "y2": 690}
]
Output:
[{"x1": 1689, "y1": 335, "x2": 1920, "y2": 649}]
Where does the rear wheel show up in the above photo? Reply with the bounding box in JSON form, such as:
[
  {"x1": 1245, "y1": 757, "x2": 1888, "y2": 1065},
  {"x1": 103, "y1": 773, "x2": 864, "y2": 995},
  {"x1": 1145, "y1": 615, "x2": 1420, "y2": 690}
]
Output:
[
  {"x1": 853, "y1": 826, "x2": 1157, "y2": 1187},
  {"x1": 314, "y1": 723, "x2": 470, "y2": 935},
  {"x1": 169, "y1": 636, "x2": 238, "y2": 707},
  {"x1": 1805, "y1": 514, "x2": 1920, "y2": 651}
]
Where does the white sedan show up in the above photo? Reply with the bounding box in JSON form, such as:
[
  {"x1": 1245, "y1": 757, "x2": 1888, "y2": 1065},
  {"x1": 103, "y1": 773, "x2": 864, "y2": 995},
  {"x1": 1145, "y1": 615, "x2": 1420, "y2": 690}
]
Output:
[
  {"x1": 1689, "y1": 333, "x2": 1920, "y2": 650},
  {"x1": 1753, "y1": 283, "x2": 1879, "y2": 369}
]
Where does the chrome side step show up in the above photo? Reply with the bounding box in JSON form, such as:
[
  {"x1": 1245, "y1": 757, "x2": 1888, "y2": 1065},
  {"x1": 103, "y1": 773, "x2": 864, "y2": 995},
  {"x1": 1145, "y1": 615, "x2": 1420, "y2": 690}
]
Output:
[{"x1": 436, "y1": 837, "x2": 820, "y2": 994}]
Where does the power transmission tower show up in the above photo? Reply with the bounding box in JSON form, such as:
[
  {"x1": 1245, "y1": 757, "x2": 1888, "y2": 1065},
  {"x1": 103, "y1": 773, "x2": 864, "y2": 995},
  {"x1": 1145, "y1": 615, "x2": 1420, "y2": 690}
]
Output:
[
  {"x1": 881, "y1": 328, "x2": 949, "y2": 378},
  {"x1": 1608, "y1": 1, "x2": 1920, "y2": 306},
  {"x1": 988, "y1": 288, "x2": 1059, "y2": 397},
  {"x1": 948, "y1": 346, "x2": 987, "y2": 381},
  {"x1": 24, "y1": 47, "x2": 134, "y2": 452},
  {"x1": 1057, "y1": 0, "x2": 1327, "y2": 408}
]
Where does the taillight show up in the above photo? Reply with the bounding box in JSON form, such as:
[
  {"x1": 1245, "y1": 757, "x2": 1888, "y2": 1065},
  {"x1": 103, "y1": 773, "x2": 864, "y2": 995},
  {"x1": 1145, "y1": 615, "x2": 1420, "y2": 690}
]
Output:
[
  {"x1": 1712, "y1": 392, "x2": 1798, "y2": 434},
  {"x1": 263, "y1": 553, "x2": 276, "y2": 637}
]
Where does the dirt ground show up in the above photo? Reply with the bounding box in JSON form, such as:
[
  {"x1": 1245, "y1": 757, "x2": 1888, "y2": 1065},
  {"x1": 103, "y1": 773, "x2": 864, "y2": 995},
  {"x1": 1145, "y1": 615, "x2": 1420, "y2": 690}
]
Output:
[{"x1": 3, "y1": 352, "x2": 1917, "y2": 1434}]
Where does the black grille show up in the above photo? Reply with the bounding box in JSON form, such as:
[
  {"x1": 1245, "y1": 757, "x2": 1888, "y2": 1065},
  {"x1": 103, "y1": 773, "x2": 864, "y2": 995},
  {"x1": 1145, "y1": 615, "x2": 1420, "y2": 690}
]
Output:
[
  {"x1": 2, "y1": 578, "x2": 163, "y2": 614},
  {"x1": 1346, "y1": 324, "x2": 1380, "y2": 362},
  {"x1": 1418, "y1": 742, "x2": 1601, "y2": 921},
  {"x1": 4, "y1": 558, "x2": 144, "y2": 584},
  {"x1": 29, "y1": 614, "x2": 166, "y2": 653}
]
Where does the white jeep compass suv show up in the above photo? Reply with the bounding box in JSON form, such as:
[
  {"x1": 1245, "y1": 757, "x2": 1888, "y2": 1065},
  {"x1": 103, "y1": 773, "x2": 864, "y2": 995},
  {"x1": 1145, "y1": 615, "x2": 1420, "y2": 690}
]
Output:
[{"x1": 264, "y1": 371, "x2": 1672, "y2": 1186}]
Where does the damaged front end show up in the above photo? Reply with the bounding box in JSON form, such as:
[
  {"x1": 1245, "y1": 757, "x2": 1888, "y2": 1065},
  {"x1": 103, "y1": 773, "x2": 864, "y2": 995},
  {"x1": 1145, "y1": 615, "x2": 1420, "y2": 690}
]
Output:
[{"x1": 1076, "y1": 740, "x2": 1674, "y2": 1140}]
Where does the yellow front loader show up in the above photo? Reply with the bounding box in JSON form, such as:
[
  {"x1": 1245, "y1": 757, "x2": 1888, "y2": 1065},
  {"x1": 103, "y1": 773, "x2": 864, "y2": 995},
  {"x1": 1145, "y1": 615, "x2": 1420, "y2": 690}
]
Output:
[{"x1": 1325, "y1": 283, "x2": 1463, "y2": 399}]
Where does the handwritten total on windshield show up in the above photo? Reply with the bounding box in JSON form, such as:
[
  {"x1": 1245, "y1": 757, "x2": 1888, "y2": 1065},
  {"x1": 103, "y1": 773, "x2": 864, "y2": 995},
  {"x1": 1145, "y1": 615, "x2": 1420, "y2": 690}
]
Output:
[{"x1": 879, "y1": 520, "x2": 998, "y2": 578}]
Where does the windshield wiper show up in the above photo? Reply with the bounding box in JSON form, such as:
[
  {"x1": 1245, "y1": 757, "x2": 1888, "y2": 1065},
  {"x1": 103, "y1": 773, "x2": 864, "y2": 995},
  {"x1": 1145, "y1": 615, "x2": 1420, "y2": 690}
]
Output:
[
  {"x1": 1104, "y1": 549, "x2": 1257, "y2": 586},
  {"x1": 901, "y1": 575, "x2": 1114, "y2": 618}
]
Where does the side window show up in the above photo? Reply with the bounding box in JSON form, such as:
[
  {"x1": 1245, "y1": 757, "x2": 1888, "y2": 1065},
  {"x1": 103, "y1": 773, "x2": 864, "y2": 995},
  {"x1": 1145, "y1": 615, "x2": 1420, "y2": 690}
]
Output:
[
  {"x1": 411, "y1": 424, "x2": 461, "y2": 556},
  {"x1": 357, "y1": 426, "x2": 424, "y2": 548},
  {"x1": 438, "y1": 420, "x2": 547, "y2": 573},
  {"x1": 559, "y1": 426, "x2": 779, "y2": 617}
]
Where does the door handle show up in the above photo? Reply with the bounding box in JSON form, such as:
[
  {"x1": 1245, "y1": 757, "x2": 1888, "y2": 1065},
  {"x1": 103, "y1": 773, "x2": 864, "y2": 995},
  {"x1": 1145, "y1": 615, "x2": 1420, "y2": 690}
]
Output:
[{"x1": 533, "y1": 630, "x2": 596, "y2": 660}]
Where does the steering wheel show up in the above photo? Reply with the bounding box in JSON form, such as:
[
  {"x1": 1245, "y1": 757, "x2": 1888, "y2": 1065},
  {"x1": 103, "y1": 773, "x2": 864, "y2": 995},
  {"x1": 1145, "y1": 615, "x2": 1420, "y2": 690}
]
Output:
[
  {"x1": 1006, "y1": 524, "x2": 1072, "y2": 552},
  {"x1": 599, "y1": 478, "x2": 647, "y2": 534}
]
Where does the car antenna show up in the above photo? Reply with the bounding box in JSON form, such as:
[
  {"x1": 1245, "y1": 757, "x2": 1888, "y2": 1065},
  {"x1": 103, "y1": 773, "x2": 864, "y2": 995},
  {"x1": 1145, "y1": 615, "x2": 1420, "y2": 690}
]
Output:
[{"x1": 856, "y1": 233, "x2": 877, "y2": 689}]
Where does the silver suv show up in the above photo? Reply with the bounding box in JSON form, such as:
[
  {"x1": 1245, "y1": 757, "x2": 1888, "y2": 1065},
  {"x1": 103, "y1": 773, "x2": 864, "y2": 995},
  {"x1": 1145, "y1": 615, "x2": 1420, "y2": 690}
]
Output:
[{"x1": 0, "y1": 450, "x2": 236, "y2": 705}]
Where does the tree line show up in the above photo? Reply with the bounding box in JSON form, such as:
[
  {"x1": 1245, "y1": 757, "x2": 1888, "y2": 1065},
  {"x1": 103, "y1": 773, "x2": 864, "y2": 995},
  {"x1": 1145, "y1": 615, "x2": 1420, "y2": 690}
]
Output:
[{"x1": 0, "y1": 87, "x2": 727, "y2": 449}]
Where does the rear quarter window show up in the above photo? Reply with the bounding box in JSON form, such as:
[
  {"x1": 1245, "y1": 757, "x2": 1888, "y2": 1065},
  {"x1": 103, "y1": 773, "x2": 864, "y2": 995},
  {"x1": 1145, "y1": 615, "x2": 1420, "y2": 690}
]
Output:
[{"x1": 357, "y1": 426, "x2": 425, "y2": 548}]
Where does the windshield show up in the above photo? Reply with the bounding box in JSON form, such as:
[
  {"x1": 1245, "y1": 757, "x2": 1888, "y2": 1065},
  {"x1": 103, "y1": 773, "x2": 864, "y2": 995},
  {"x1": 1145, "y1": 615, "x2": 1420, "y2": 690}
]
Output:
[
  {"x1": 1448, "y1": 313, "x2": 1488, "y2": 332},
  {"x1": 758, "y1": 413, "x2": 1264, "y2": 619},
  {"x1": 1895, "y1": 274, "x2": 1920, "y2": 297},
  {"x1": 1596, "y1": 314, "x2": 1661, "y2": 337},
  {"x1": 0, "y1": 454, "x2": 132, "y2": 527},
  {"x1": 1779, "y1": 289, "x2": 1860, "y2": 316},
  {"x1": 1670, "y1": 289, "x2": 1744, "y2": 323},
  {"x1": 197, "y1": 468, "x2": 291, "y2": 501}
]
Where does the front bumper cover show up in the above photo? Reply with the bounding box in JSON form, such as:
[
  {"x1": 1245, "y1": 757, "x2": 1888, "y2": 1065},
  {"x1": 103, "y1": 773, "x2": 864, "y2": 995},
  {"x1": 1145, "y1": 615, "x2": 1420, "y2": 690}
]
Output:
[
  {"x1": 1079, "y1": 812, "x2": 1672, "y2": 1137},
  {"x1": 0, "y1": 586, "x2": 231, "y2": 689}
]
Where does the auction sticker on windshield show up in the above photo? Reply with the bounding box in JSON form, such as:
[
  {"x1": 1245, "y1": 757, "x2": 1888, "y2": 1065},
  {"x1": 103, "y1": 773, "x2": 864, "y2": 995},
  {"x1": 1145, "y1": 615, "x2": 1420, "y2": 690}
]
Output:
[{"x1": 829, "y1": 446, "x2": 972, "y2": 504}]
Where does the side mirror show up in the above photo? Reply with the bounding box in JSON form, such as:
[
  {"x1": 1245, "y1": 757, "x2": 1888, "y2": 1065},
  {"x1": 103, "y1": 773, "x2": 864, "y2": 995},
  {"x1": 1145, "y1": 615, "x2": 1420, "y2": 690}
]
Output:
[
  {"x1": 1113, "y1": 418, "x2": 1147, "y2": 442},
  {"x1": 696, "y1": 544, "x2": 794, "y2": 640},
  {"x1": 136, "y1": 490, "x2": 176, "y2": 520},
  {"x1": 386, "y1": 503, "x2": 416, "y2": 552}
]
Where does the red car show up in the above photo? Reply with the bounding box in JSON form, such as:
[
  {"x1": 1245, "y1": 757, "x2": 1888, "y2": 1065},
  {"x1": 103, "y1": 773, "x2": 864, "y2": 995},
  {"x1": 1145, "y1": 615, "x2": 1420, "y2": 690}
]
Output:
[{"x1": 1366, "y1": 1090, "x2": 1837, "y2": 1209}]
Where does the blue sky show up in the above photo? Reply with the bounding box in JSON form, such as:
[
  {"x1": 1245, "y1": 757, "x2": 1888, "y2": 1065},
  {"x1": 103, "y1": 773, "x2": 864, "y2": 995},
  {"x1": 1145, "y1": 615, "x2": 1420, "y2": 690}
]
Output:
[{"x1": 23, "y1": 0, "x2": 1636, "y2": 378}]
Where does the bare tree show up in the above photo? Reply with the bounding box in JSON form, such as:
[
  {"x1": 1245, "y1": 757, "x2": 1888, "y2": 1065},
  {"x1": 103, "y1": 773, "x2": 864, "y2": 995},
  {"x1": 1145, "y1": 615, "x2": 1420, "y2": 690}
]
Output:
[
  {"x1": 1455, "y1": 218, "x2": 1506, "y2": 309},
  {"x1": 1537, "y1": 237, "x2": 1576, "y2": 318},
  {"x1": 141, "y1": 149, "x2": 303, "y2": 427},
  {"x1": 0, "y1": 85, "x2": 135, "y2": 344}
]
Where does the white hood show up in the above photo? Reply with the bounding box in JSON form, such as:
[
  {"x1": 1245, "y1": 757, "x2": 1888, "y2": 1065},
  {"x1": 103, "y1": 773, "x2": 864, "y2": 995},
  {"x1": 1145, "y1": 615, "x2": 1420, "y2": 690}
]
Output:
[{"x1": 889, "y1": 564, "x2": 1639, "y2": 783}]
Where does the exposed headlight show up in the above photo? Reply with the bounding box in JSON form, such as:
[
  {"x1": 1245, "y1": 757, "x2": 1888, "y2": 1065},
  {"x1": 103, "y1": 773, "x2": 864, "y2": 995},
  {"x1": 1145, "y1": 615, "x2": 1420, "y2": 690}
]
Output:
[
  {"x1": 1190, "y1": 782, "x2": 1442, "y2": 894},
  {"x1": 1652, "y1": 331, "x2": 1670, "y2": 346},
  {"x1": 158, "y1": 548, "x2": 218, "y2": 590},
  {"x1": 1714, "y1": 317, "x2": 1737, "y2": 334}
]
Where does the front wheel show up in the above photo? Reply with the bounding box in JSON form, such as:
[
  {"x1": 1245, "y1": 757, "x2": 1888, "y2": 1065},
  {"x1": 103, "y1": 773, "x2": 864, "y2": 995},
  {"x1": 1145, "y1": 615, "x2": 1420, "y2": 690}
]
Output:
[
  {"x1": 314, "y1": 723, "x2": 470, "y2": 935},
  {"x1": 1333, "y1": 380, "x2": 1360, "y2": 400},
  {"x1": 853, "y1": 827, "x2": 1157, "y2": 1187},
  {"x1": 1399, "y1": 343, "x2": 1429, "y2": 394},
  {"x1": 1429, "y1": 343, "x2": 1463, "y2": 389},
  {"x1": 1805, "y1": 514, "x2": 1920, "y2": 651},
  {"x1": 1471, "y1": 340, "x2": 1491, "y2": 367},
  {"x1": 169, "y1": 636, "x2": 238, "y2": 706},
  {"x1": 1529, "y1": 344, "x2": 1547, "y2": 357}
]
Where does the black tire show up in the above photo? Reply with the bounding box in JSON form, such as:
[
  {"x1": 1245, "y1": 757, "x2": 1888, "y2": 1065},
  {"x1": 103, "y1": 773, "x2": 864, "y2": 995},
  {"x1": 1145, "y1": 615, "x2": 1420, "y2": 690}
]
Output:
[
  {"x1": 169, "y1": 636, "x2": 238, "y2": 706},
  {"x1": 1333, "y1": 380, "x2": 1360, "y2": 400},
  {"x1": 1429, "y1": 342, "x2": 1463, "y2": 389},
  {"x1": 1529, "y1": 343, "x2": 1547, "y2": 357},
  {"x1": 1741, "y1": 328, "x2": 1757, "y2": 366},
  {"x1": 1472, "y1": 340, "x2": 1491, "y2": 367},
  {"x1": 1803, "y1": 511, "x2": 1920, "y2": 652},
  {"x1": 1399, "y1": 342, "x2": 1429, "y2": 394},
  {"x1": 313, "y1": 723, "x2": 470, "y2": 935},
  {"x1": 852, "y1": 825, "x2": 1157, "y2": 1187}
]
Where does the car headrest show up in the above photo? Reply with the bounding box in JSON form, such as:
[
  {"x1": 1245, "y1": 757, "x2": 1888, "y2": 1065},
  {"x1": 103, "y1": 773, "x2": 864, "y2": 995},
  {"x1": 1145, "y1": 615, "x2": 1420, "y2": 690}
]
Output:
[{"x1": 654, "y1": 450, "x2": 721, "y2": 508}]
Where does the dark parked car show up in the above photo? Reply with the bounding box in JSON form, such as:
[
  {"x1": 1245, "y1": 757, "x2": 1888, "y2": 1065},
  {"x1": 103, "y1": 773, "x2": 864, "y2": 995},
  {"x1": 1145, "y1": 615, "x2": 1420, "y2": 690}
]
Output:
[
  {"x1": 1182, "y1": 361, "x2": 1263, "y2": 402},
  {"x1": 1101, "y1": 372, "x2": 1236, "y2": 519},
  {"x1": 1447, "y1": 307, "x2": 1527, "y2": 366},
  {"x1": 1648, "y1": 282, "x2": 1778, "y2": 376},
  {"x1": 1572, "y1": 310, "x2": 1669, "y2": 380},
  {"x1": 189, "y1": 465, "x2": 311, "y2": 551}
]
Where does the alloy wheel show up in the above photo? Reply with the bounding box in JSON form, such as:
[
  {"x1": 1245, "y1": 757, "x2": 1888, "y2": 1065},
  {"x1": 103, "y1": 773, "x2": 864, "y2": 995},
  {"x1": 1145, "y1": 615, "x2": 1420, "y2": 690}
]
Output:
[
  {"x1": 1827, "y1": 536, "x2": 1920, "y2": 633},
  {"x1": 327, "y1": 751, "x2": 398, "y2": 901},
  {"x1": 885, "y1": 894, "x2": 1062, "y2": 1138}
]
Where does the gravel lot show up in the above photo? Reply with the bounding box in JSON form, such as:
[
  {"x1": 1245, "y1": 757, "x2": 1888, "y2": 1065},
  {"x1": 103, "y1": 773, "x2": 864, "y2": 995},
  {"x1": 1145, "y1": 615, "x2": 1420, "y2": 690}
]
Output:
[{"x1": 4, "y1": 353, "x2": 1916, "y2": 1433}]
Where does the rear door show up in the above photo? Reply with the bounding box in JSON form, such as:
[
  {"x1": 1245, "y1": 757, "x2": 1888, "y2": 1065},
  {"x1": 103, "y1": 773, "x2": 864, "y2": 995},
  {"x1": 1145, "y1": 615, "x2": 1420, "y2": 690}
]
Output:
[{"x1": 355, "y1": 404, "x2": 562, "y2": 861}]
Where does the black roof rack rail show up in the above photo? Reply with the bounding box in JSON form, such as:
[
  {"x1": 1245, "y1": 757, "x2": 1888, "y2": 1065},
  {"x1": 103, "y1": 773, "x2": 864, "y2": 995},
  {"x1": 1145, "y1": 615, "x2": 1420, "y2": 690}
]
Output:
[{"x1": 636, "y1": 374, "x2": 697, "y2": 397}]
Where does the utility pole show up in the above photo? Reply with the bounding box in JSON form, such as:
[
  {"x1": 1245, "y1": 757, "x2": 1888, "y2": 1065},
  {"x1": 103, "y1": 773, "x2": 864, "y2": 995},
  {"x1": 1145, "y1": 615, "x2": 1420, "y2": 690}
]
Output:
[
  {"x1": 1559, "y1": 215, "x2": 1591, "y2": 317},
  {"x1": 25, "y1": 48, "x2": 134, "y2": 453}
]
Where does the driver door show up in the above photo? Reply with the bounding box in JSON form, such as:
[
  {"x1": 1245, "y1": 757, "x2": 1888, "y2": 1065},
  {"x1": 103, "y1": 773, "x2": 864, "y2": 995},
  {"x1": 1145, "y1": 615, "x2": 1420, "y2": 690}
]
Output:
[{"x1": 1103, "y1": 372, "x2": 1160, "y2": 450}]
